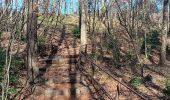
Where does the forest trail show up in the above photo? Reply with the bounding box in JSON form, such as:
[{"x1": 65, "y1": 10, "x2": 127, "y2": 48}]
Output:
[
  {"x1": 23, "y1": 25, "x2": 90, "y2": 100},
  {"x1": 19, "y1": 24, "x2": 167, "y2": 100},
  {"x1": 1, "y1": 0, "x2": 170, "y2": 100}
]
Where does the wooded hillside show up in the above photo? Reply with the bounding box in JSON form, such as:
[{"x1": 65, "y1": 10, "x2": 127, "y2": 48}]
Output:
[{"x1": 0, "y1": 0, "x2": 170, "y2": 100}]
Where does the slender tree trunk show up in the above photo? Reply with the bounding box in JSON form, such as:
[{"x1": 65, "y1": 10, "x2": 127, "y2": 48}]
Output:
[
  {"x1": 161, "y1": 0, "x2": 169, "y2": 65},
  {"x1": 80, "y1": 0, "x2": 87, "y2": 52},
  {"x1": 92, "y1": 0, "x2": 97, "y2": 54}
]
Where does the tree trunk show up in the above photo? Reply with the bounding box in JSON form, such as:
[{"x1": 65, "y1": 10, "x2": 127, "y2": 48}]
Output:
[
  {"x1": 80, "y1": 0, "x2": 87, "y2": 52},
  {"x1": 161, "y1": 0, "x2": 169, "y2": 65},
  {"x1": 26, "y1": 0, "x2": 38, "y2": 84}
]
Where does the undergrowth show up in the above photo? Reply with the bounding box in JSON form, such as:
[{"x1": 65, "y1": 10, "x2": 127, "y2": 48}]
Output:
[
  {"x1": 0, "y1": 48, "x2": 22, "y2": 98},
  {"x1": 163, "y1": 77, "x2": 170, "y2": 96},
  {"x1": 130, "y1": 76, "x2": 144, "y2": 86},
  {"x1": 141, "y1": 30, "x2": 160, "y2": 57},
  {"x1": 130, "y1": 75, "x2": 152, "y2": 86},
  {"x1": 72, "y1": 26, "x2": 80, "y2": 38}
]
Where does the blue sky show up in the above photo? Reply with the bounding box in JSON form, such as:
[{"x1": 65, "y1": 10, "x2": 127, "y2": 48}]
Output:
[
  {"x1": 1, "y1": 0, "x2": 78, "y2": 14},
  {"x1": 1, "y1": 0, "x2": 161, "y2": 13}
]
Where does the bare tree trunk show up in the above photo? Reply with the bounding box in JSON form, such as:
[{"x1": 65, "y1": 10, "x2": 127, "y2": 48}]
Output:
[
  {"x1": 92, "y1": 0, "x2": 97, "y2": 54},
  {"x1": 161, "y1": 0, "x2": 169, "y2": 65},
  {"x1": 26, "y1": 0, "x2": 38, "y2": 84},
  {"x1": 80, "y1": 0, "x2": 87, "y2": 52}
]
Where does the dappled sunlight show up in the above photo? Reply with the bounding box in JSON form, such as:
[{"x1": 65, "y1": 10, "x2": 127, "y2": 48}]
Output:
[{"x1": 1, "y1": 0, "x2": 170, "y2": 99}]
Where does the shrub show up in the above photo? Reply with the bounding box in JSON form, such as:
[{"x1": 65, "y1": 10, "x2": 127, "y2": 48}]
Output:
[
  {"x1": 130, "y1": 74, "x2": 153, "y2": 86},
  {"x1": 102, "y1": 31, "x2": 120, "y2": 66},
  {"x1": 8, "y1": 87, "x2": 17, "y2": 95},
  {"x1": 72, "y1": 26, "x2": 80, "y2": 38},
  {"x1": 130, "y1": 76, "x2": 144, "y2": 86},
  {"x1": 0, "y1": 49, "x2": 21, "y2": 84},
  {"x1": 37, "y1": 35, "x2": 46, "y2": 51},
  {"x1": 141, "y1": 30, "x2": 160, "y2": 54},
  {"x1": 163, "y1": 77, "x2": 170, "y2": 96},
  {"x1": 0, "y1": 50, "x2": 21, "y2": 99},
  {"x1": 10, "y1": 54, "x2": 22, "y2": 83},
  {"x1": 37, "y1": 35, "x2": 46, "y2": 46},
  {"x1": 20, "y1": 33, "x2": 27, "y2": 43},
  {"x1": 0, "y1": 48, "x2": 6, "y2": 81},
  {"x1": 143, "y1": 74, "x2": 152, "y2": 82}
]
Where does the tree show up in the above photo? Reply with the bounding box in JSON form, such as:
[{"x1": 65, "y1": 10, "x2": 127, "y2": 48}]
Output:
[
  {"x1": 26, "y1": 0, "x2": 38, "y2": 84},
  {"x1": 161, "y1": 0, "x2": 169, "y2": 65},
  {"x1": 80, "y1": 0, "x2": 87, "y2": 52}
]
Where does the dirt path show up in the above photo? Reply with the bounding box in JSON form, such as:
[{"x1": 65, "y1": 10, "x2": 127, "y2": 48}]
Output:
[
  {"x1": 20, "y1": 25, "x2": 90, "y2": 100},
  {"x1": 18, "y1": 24, "x2": 168, "y2": 100}
]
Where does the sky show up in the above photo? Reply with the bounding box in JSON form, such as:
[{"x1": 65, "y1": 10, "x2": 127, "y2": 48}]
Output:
[
  {"x1": 1, "y1": 0, "x2": 162, "y2": 13},
  {"x1": 1, "y1": 0, "x2": 78, "y2": 14}
]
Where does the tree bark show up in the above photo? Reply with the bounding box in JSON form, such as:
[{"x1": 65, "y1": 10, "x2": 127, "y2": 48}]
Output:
[
  {"x1": 26, "y1": 0, "x2": 38, "y2": 84},
  {"x1": 161, "y1": 0, "x2": 169, "y2": 65},
  {"x1": 80, "y1": 0, "x2": 87, "y2": 52}
]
